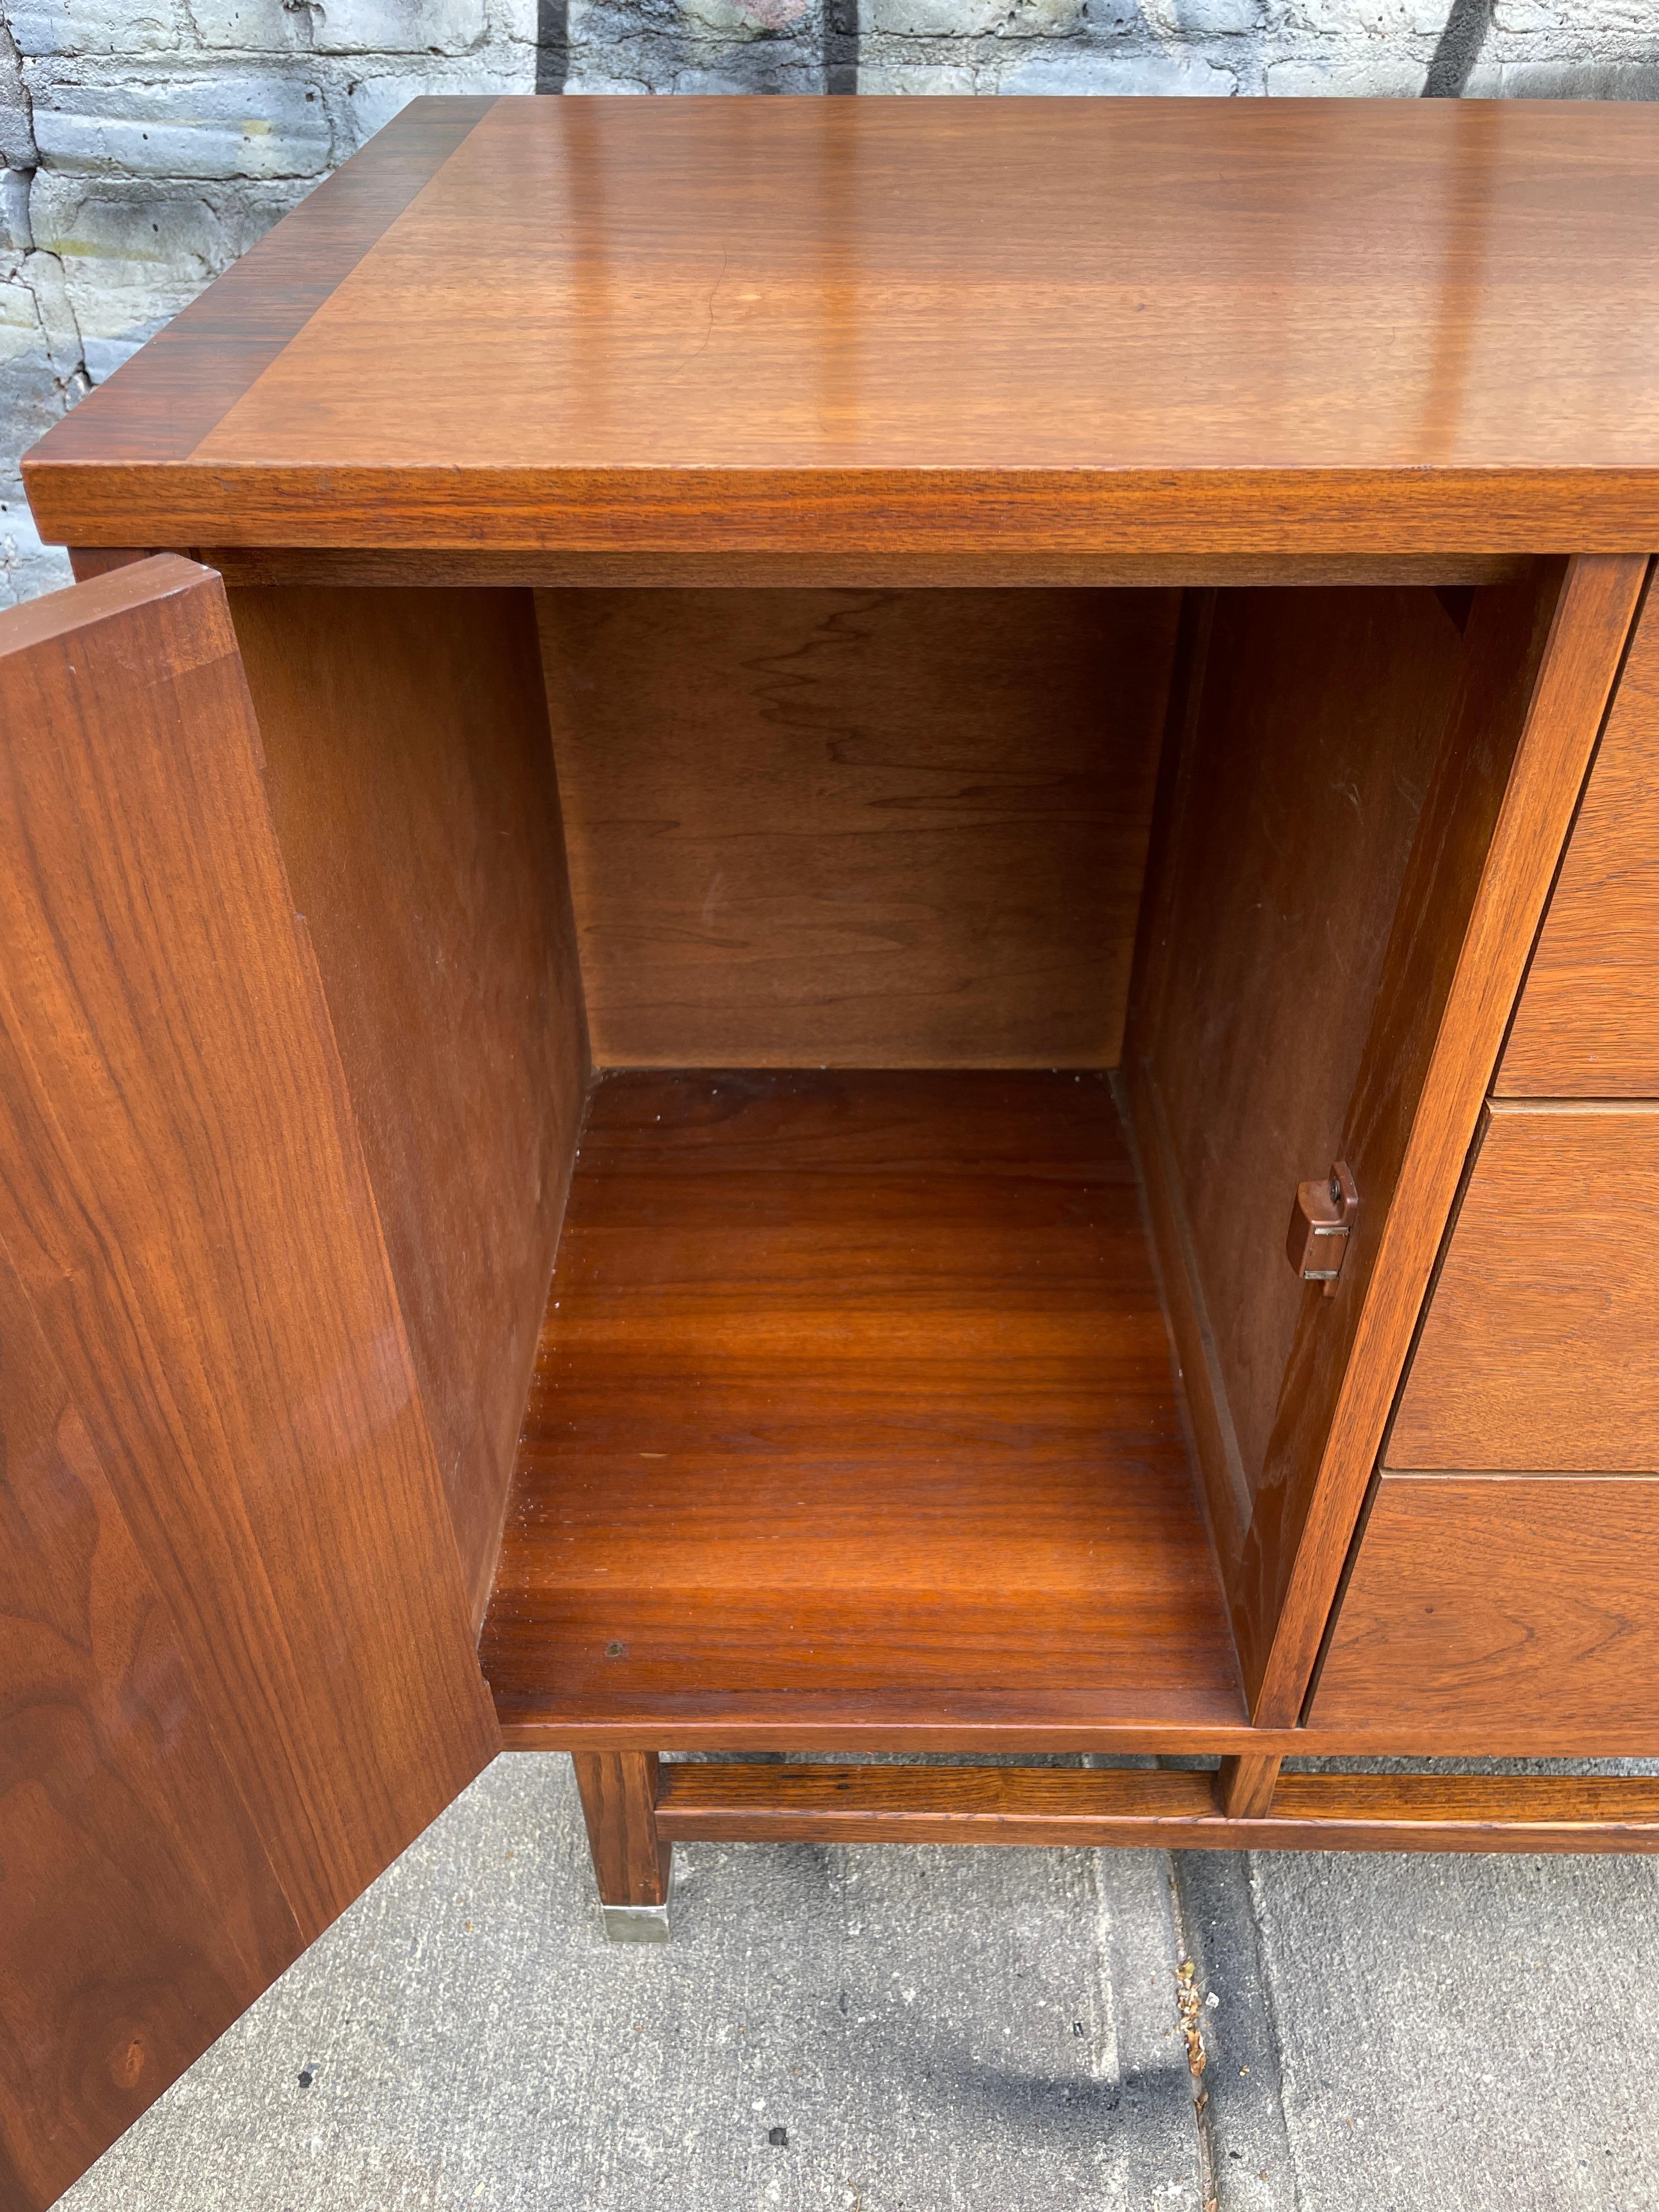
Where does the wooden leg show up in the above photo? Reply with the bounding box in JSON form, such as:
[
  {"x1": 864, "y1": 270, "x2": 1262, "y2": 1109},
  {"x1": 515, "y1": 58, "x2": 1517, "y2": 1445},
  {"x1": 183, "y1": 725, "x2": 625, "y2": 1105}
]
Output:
[
  {"x1": 1216, "y1": 1755, "x2": 1283, "y2": 1818},
  {"x1": 571, "y1": 1752, "x2": 674, "y2": 1942}
]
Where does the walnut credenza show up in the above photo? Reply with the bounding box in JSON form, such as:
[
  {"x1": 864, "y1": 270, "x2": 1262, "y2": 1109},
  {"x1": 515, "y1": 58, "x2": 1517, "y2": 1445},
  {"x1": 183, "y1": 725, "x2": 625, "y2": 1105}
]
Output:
[{"x1": 8, "y1": 93, "x2": 1659, "y2": 2209}]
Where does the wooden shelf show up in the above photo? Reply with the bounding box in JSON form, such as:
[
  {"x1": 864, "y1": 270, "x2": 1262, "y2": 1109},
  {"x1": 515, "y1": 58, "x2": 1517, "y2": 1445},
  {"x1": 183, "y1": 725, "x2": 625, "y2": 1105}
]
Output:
[{"x1": 480, "y1": 1070, "x2": 1246, "y2": 1747}]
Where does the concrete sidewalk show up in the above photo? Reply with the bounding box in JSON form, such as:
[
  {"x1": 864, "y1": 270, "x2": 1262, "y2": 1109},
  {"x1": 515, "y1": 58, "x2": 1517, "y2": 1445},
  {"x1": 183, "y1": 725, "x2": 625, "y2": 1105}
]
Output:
[{"x1": 64, "y1": 1754, "x2": 1659, "y2": 2212}]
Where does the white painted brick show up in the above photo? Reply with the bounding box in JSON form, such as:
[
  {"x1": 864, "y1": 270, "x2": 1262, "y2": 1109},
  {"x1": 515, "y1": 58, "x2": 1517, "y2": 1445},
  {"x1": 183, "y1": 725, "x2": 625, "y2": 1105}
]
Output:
[
  {"x1": 1278, "y1": 0, "x2": 1433, "y2": 35},
  {"x1": 29, "y1": 69, "x2": 333, "y2": 178},
  {"x1": 1, "y1": 25, "x2": 36, "y2": 167},
  {"x1": 29, "y1": 169, "x2": 300, "y2": 278},
  {"x1": 8, "y1": 0, "x2": 184, "y2": 59},
  {"x1": 1492, "y1": 0, "x2": 1657, "y2": 28},
  {"x1": 668, "y1": 57, "x2": 825, "y2": 84},
  {"x1": 1006, "y1": 0, "x2": 1090, "y2": 36},
  {"x1": 1, "y1": 169, "x2": 32, "y2": 250},
  {"x1": 0, "y1": 465, "x2": 73, "y2": 603},
  {"x1": 873, "y1": 0, "x2": 1002, "y2": 35},
  {"x1": 0, "y1": 259, "x2": 44, "y2": 372},
  {"x1": 190, "y1": 0, "x2": 491, "y2": 55},
  {"x1": 1266, "y1": 54, "x2": 1427, "y2": 94},
  {"x1": 29, "y1": 171, "x2": 304, "y2": 373},
  {"x1": 1466, "y1": 58, "x2": 1659, "y2": 97},
  {"x1": 0, "y1": 291, "x2": 82, "y2": 441},
  {"x1": 20, "y1": 245, "x2": 81, "y2": 364},
  {"x1": 488, "y1": 0, "x2": 540, "y2": 37},
  {"x1": 680, "y1": 0, "x2": 813, "y2": 43},
  {"x1": 856, "y1": 59, "x2": 980, "y2": 87},
  {"x1": 30, "y1": 176, "x2": 227, "y2": 302},
  {"x1": 1141, "y1": 0, "x2": 1261, "y2": 35},
  {"x1": 999, "y1": 46, "x2": 1237, "y2": 91},
  {"x1": 24, "y1": 170, "x2": 303, "y2": 382},
  {"x1": 558, "y1": 64, "x2": 654, "y2": 88},
  {"x1": 337, "y1": 58, "x2": 524, "y2": 149}
]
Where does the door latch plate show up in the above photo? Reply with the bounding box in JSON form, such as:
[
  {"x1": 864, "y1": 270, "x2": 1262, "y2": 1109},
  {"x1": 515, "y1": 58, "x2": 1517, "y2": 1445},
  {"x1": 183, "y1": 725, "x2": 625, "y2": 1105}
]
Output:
[{"x1": 1286, "y1": 1160, "x2": 1359, "y2": 1296}]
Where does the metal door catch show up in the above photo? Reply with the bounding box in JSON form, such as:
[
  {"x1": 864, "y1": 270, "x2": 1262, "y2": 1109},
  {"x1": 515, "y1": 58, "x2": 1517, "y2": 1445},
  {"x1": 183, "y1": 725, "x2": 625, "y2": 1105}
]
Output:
[{"x1": 1286, "y1": 1161, "x2": 1358, "y2": 1296}]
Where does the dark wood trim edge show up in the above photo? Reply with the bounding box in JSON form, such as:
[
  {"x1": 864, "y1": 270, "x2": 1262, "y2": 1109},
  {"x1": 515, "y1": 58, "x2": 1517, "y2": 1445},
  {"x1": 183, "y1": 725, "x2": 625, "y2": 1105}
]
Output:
[
  {"x1": 23, "y1": 97, "x2": 500, "y2": 483},
  {"x1": 179, "y1": 550, "x2": 1538, "y2": 591}
]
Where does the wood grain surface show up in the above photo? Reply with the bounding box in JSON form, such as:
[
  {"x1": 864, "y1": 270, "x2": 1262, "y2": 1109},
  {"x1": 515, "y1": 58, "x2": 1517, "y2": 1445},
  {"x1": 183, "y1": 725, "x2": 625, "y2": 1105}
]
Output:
[
  {"x1": 1217, "y1": 1754, "x2": 1282, "y2": 1819},
  {"x1": 1125, "y1": 584, "x2": 1468, "y2": 1598},
  {"x1": 1388, "y1": 1103, "x2": 1659, "y2": 1470},
  {"x1": 538, "y1": 589, "x2": 1178, "y2": 1068},
  {"x1": 0, "y1": 559, "x2": 498, "y2": 1951},
  {"x1": 479, "y1": 1070, "x2": 1245, "y2": 1744},
  {"x1": 25, "y1": 98, "x2": 1659, "y2": 554},
  {"x1": 1237, "y1": 555, "x2": 1647, "y2": 1724},
  {"x1": 571, "y1": 1753, "x2": 672, "y2": 1908},
  {"x1": 1310, "y1": 1472, "x2": 1659, "y2": 1733},
  {"x1": 654, "y1": 1760, "x2": 1659, "y2": 1854},
  {"x1": 229, "y1": 585, "x2": 589, "y2": 1627},
  {"x1": 1499, "y1": 569, "x2": 1659, "y2": 1094},
  {"x1": 0, "y1": 1241, "x2": 301, "y2": 2212}
]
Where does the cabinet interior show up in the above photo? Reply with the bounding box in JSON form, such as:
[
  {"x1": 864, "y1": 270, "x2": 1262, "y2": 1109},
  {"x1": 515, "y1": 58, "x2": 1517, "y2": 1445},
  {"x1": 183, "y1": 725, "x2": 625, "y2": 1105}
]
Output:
[{"x1": 229, "y1": 568, "x2": 1555, "y2": 1742}]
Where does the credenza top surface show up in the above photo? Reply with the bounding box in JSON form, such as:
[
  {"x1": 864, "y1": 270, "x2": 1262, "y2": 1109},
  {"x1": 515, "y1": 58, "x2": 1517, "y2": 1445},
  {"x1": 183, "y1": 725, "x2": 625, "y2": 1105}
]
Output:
[{"x1": 25, "y1": 94, "x2": 1659, "y2": 555}]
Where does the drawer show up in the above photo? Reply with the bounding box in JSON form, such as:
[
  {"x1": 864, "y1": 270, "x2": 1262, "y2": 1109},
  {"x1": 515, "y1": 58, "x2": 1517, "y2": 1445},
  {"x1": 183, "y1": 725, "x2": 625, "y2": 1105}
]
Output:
[
  {"x1": 1310, "y1": 1472, "x2": 1659, "y2": 1734},
  {"x1": 1499, "y1": 578, "x2": 1659, "y2": 1095},
  {"x1": 1387, "y1": 1102, "x2": 1659, "y2": 1473}
]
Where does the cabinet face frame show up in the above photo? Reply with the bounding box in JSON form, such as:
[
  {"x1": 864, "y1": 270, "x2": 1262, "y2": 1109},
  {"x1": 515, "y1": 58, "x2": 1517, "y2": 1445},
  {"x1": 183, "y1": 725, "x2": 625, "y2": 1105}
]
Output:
[{"x1": 59, "y1": 541, "x2": 1656, "y2": 1746}]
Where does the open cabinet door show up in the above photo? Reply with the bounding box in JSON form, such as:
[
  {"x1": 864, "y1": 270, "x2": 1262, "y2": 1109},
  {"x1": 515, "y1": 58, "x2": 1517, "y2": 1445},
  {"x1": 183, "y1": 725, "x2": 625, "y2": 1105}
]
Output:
[{"x1": 0, "y1": 558, "x2": 500, "y2": 2210}]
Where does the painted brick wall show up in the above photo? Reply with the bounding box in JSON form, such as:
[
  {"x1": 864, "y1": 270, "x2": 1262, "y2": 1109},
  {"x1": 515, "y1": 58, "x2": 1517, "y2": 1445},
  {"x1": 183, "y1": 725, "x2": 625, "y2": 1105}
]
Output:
[{"x1": 2, "y1": 0, "x2": 1656, "y2": 600}]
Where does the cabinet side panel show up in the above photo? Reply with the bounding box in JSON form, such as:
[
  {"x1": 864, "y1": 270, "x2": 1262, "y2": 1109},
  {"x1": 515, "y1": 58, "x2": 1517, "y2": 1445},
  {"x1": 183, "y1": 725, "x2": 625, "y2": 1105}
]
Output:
[
  {"x1": 539, "y1": 588, "x2": 1180, "y2": 1069},
  {"x1": 1126, "y1": 586, "x2": 1470, "y2": 1589},
  {"x1": 1132, "y1": 586, "x2": 1464, "y2": 1506},
  {"x1": 0, "y1": 1243, "x2": 301, "y2": 2212},
  {"x1": 228, "y1": 586, "x2": 590, "y2": 1629},
  {"x1": 0, "y1": 561, "x2": 498, "y2": 1944}
]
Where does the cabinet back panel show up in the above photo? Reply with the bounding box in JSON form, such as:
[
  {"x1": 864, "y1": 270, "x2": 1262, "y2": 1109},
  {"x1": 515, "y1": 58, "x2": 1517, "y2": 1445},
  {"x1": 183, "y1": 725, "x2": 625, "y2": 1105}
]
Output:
[{"x1": 538, "y1": 589, "x2": 1181, "y2": 1068}]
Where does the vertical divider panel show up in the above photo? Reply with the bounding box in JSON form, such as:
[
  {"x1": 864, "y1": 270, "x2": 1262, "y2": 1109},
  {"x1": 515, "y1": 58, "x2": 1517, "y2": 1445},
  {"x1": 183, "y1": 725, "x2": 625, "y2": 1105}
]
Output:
[
  {"x1": 1247, "y1": 556, "x2": 1649, "y2": 1720},
  {"x1": 1125, "y1": 583, "x2": 1480, "y2": 1608},
  {"x1": 1125, "y1": 559, "x2": 1650, "y2": 1721}
]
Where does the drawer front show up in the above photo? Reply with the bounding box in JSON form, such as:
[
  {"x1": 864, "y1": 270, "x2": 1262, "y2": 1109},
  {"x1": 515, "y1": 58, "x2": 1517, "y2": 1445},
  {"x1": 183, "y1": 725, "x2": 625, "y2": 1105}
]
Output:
[
  {"x1": 1387, "y1": 1103, "x2": 1659, "y2": 1473},
  {"x1": 1499, "y1": 576, "x2": 1659, "y2": 1096},
  {"x1": 1310, "y1": 1472, "x2": 1659, "y2": 1733}
]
